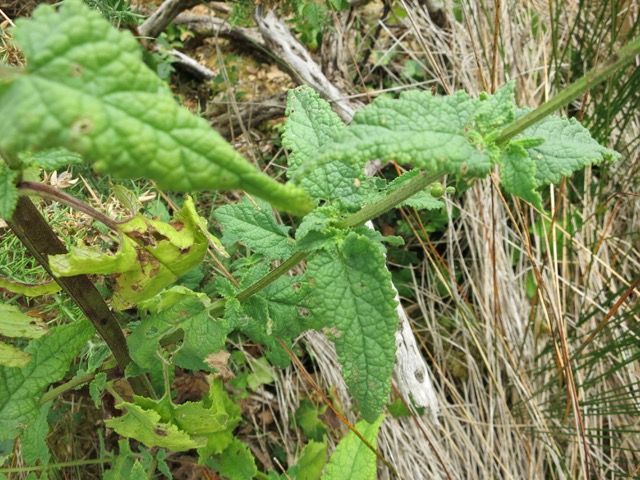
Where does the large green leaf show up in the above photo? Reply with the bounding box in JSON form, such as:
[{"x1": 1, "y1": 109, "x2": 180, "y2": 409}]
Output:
[
  {"x1": 128, "y1": 287, "x2": 231, "y2": 373},
  {"x1": 0, "y1": 320, "x2": 94, "y2": 444},
  {"x1": 322, "y1": 415, "x2": 385, "y2": 480},
  {"x1": 295, "y1": 88, "x2": 506, "y2": 183},
  {"x1": 0, "y1": 0, "x2": 313, "y2": 215},
  {"x1": 307, "y1": 233, "x2": 398, "y2": 422},
  {"x1": 283, "y1": 86, "x2": 365, "y2": 208}
]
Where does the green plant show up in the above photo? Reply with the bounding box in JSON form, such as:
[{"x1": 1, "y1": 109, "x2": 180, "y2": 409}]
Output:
[{"x1": 0, "y1": 1, "x2": 637, "y2": 477}]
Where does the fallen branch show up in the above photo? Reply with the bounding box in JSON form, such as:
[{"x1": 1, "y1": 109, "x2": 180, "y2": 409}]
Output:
[{"x1": 138, "y1": 0, "x2": 200, "y2": 38}]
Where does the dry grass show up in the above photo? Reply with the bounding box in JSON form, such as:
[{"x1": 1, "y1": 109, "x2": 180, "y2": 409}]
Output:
[
  {"x1": 258, "y1": 1, "x2": 640, "y2": 478},
  {"x1": 298, "y1": 1, "x2": 640, "y2": 478}
]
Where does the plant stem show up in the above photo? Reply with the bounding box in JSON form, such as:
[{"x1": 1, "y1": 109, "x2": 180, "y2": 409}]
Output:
[
  {"x1": 0, "y1": 458, "x2": 112, "y2": 473},
  {"x1": 41, "y1": 372, "x2": 96, "y2": 404},
  {"x1": 208, "y1": 169, "x2": 445, "y2": 317},
  {"x1": 337, "y1": 170, "x2": 445, "y2": 228},
  {"x1": 18, "y1": 181, "x2": 123, "y2": 232},
  {"x1": 496, "y1": 35, "x2": 640, "y2": 144},
  {"x1": 6, "y1": 196, "x2": 154, "y2": 398}
]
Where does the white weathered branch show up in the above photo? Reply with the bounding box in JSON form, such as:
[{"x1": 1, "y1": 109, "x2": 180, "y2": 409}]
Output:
[{"x1": 138, "y1": 0, "x2": 199, "y2": 38}]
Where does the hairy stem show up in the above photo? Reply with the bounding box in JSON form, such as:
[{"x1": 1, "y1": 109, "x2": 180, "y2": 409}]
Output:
[
  {"x1": 18, "y1": 181, "x2": 123, "y2": 232},
  {"x1": 496, "y1": 35, "x2": 640, "y2": 144},
  {"x1": 207, "y1": 169, "x2": 445, "y2": 317},
  {"x1": 6, "y1": 196, "x2": 154, "y2": 398}
]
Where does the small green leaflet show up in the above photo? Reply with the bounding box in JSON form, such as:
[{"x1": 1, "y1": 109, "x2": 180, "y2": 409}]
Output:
[
  {"x1": 322, "y1": 415, "x2": 385, "y2": 480},
  {"x1": 216, "y1": 439, "x2": 258, "y2": 480},
  {"x1": 106, "y1": 378, "x2": 236, "y2": 452},
  {"x1": 0, "y1": 320, "x2": 94, "y2": 444},
  {"x1": 307, "y1": 233, "x2": 398, "y2": 422},
  {"x1": 286, "y1": 440, "x2": 327, "y2": 480},
  {"x1": 214, "y1": 197, "x2": 295, "y2": 260},
  {"x1": 283, "y1": 86, "x2": 366, "y2": 208},
  {"x1": 128, "y1": 286, "x2": 231, "y2": 373},
  {"x1": 0, "y1": 0, "x2": 313, "y2": 215},
  {"x1": 0, "y1": 304, "x2": 48, "y2": 367},
  {"x1": 365, "y1": 169, "x2": 445, "y2": 211},
  {"x1": 19, "y1": 147, "x2": 84, "y2": 171}
]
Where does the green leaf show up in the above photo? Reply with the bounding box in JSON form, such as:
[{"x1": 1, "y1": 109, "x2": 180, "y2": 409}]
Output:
[
  {"x1": 283, "y1": 86, "x2": 346, "y2": 174},
  {"x1": 103, "y1": 440, "x2": 137, "y2": 480},
  {"x1": 499, "y1": 143, "x2": 542, "y2": 209},
  {"x1": 112, "y1": 185, "x2": 142, "y2": 215},
  {"x1": 112, "y1": 380, "x2": 235, "y2": 454},
  {"x1": 498, "y1": 111, "x2": 620, "y2": 208},
  {"x1": 322, "y1": 416, "x2": 384, "y2": 480},
  {"x1": 367, "y1": 169, "x2": 445, "y2": 211},
  {"x1": 0, "y1": 344, "x2": 31, "y2": 369},
  {"x1": 217, "y1": 439, "x2": 258, "y2": 480},
  {"x1": 196, "y1": 379, "x2": 242, "y2": 461},
  {"x1": 295, "y1": 400, "x2": 328, "y2": 442},
  {"x1": 0, "y1": 320, "x2": 94, "y2": 443},
  {"x1": 128, "y1": 287, "x2": 231, "y2": 373},
  {"x1": 475, "y1": 82, "x2": 516, "y2": 134},
  {"x1": 0, "y1": 0, "x2": 313, "y2": 215},
  {"x1": 106, "y1": 401, "x2": 204, "y2": 451},
  {"x1": 0, "y1": 304, "x2": 49, "y2": 368},
  {"x1": 0, "y1": 167, "x2": 18, "y2": 220},
  {"x1": 298, "y1": 89, "x2": 496, "y2": 183},
  {"x1": 20, "y1": 401, "x2": 52, "y2": 468},
  {"x1": 0, "y1": 277, "x2": 61, "y2": 297},
  {"x1": 49, "y1": 232, "x2": 138, "y2": 276},
  {"x1": 0, "y1": 304, "x2": 47, "y2": 339},
  {"x1": 307, "y1": 233, "x2": 398, "y2": 422},
  {"x1": 295, "y1": 206, "x2": 341, "y2": 253},
  {"x1": 517, "y1": 114, "x2": 620, "y2": 187},
  {"x1": 283, "y1": 86, "x2": 365, "y2": 208},
  {"x1": 19, "y1": 147, "x2": 83, "y2": 170},
  {"x1": 287, "y1": 440, "x2": 327, "y2": 480},
  {"x1": 214, "y1": 197, "x2": 295, "y2": 260},
  {"x1": 90, "y1": 372, "x2": 107, "y2": 408},
  {"x1": 238, "y1": 275, "x2": 312, "y2": 367}
]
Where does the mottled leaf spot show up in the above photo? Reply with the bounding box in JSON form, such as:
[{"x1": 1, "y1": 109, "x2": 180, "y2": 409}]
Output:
[
  {"x1": 71, "y1": 117, "x2": 93, "y2": 135},
  {"x1": 70, "y1": 63, "x2": 83, "y2": 77}
]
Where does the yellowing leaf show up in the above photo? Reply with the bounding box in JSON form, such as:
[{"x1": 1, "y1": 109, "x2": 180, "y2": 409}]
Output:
[{"x1": 49, "y1": 197, "x2": 212, "y2": 310}]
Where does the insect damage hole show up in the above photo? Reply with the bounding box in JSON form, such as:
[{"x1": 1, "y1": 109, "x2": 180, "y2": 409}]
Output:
[{"x1": 71, "y1": 117, "x2": 93, "y2": 135}]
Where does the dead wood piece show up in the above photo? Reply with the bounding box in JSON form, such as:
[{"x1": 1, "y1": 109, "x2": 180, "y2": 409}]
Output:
[
  {"x1": 168, "y1": 47, "x2": 217, "y2": 80},
  {"x1": 138, "y1": 0, "x2": 200, "y2": 38},
  {"x1": 174, "y1": 12, "x2": 268, "y2": 54},
  {"x1": 255, "y1": 8, "x2": 362, "y2": 122}
]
